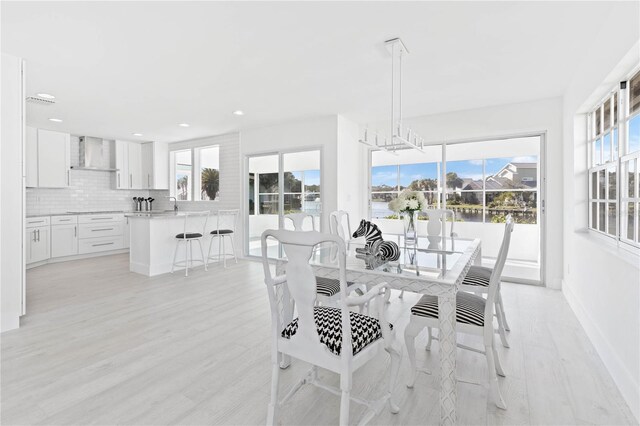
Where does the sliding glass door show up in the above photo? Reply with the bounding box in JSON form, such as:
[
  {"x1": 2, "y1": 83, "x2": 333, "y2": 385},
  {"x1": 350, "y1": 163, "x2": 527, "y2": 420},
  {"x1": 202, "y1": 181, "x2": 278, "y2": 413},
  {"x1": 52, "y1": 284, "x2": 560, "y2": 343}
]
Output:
[{"x1": 246, "y1": 149, "x2": 322, "y2": 257}]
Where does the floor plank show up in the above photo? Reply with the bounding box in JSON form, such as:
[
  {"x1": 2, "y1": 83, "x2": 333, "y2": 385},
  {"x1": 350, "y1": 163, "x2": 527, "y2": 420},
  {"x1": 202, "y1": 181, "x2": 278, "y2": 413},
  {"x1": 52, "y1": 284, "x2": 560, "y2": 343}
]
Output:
[{"x1": 1, "y1": 254, "x2": 635, "y2": 425}]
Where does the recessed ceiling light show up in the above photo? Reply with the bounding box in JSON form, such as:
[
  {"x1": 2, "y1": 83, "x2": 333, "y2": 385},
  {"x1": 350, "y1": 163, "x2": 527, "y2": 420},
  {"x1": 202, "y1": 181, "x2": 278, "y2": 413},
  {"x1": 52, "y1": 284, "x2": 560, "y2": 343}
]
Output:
[
  {"x1": 132, "y1": 133, "x2": 143, "y2": 137},
  {"x1": 37, "y1": 93, "x2": 55, "y2": 99},
  {"x1": 232, "y1": 110, "x2": 244, "y2": 116},
  {"x1": 48, "y1": 118, "x2": 63, "y2": 122},
  {"x1": 178, "y1": 123, "x2": 190, "y2": 127}
]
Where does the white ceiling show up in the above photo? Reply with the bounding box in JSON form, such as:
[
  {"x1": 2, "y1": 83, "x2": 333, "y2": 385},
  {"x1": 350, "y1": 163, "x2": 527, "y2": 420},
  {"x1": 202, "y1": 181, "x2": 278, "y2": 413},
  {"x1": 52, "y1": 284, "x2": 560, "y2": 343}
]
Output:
[{"x1": 1, "y1": 1, "x2": 629, "y2": 143}]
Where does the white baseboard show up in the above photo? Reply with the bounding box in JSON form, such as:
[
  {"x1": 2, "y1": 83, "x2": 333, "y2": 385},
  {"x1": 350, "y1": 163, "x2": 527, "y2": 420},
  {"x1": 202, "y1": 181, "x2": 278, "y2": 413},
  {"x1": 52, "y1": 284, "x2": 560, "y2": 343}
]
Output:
[
  {"x1": 26, "y1": 249, "x2": 129, "y2": 269},
  {"x1": 563, "y1": 281, "x2": 640, "y2": 422}
]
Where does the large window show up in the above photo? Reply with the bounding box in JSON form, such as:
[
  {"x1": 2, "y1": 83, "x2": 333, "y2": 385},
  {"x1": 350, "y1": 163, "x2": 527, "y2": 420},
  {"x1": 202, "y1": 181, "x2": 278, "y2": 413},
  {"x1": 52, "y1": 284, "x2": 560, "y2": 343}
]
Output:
[
  {"x1": 588, "y1": 69, "x2": 640, "y2": 247},
  {"x1": 170, "y1": 145, "x2": 220, "y2": 201},
  {"x1": 371, "y1": 144, "x2": 539, "y2": 224}
]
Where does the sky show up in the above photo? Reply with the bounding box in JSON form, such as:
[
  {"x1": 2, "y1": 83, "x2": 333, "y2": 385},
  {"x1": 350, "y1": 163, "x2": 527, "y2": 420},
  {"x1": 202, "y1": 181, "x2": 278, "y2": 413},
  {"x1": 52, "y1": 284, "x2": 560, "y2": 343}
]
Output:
[{"x1": 372, "y1": 156, "x2": 538, "y2": 188}]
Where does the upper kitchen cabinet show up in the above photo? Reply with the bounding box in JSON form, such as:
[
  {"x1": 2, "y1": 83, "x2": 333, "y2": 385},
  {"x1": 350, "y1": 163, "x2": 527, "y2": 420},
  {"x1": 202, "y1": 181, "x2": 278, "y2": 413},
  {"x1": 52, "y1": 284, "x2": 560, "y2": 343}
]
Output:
[
  {"x1": 114, "y1": 140, "x2": 143, "y2": 189},
  {"x1": 113, "y1": 140, "x2": 168, "y2": 190},
  {"x1": 141, "y1": 141, "x2": 169, "y2": 190},
  {"x1": 25, "y1": 127, "x2": 71, "y2": 188}
]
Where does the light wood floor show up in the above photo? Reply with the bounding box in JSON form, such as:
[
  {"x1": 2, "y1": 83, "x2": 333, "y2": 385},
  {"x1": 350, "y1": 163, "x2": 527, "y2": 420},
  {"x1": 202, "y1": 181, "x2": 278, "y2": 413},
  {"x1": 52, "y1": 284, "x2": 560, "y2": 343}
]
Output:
[{"x1": 2, "y1": 254, "x2": 635, "y2": 425}]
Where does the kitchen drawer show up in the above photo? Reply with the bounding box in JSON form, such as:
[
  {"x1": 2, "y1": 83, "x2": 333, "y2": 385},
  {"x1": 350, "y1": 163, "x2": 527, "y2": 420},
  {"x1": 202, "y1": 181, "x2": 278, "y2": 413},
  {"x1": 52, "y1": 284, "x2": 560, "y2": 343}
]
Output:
[
  {"x1": 78, "y1": 236, "x2": 123, "y2": 254},
  {"x1": 26, "y1": 216, "x2": 50, "y2": 228},
  {"x1": 51, "y1": 215, "x2": 78, "y2": 225},
  {"x1": 79, "y1": 222, "x2": 123, "y2": 239},
  {"x1": 78, "y1": 214, "x2": 124, "y2": 224}
]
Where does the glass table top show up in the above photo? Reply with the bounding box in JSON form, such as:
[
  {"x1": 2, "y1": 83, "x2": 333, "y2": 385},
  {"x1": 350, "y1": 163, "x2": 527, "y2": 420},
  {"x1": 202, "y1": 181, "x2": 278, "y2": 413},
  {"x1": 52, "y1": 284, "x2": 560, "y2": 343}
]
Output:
[{"x1": 309, "y1": 236, "x2": 478, "y2": 280}]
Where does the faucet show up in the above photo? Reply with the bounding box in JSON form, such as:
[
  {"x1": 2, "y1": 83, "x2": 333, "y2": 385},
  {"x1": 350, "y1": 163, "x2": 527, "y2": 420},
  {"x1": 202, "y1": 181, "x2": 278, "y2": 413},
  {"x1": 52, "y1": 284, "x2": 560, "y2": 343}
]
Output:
[{"x1": 166, "y1": 196, "x2": 178, "y2": 212}]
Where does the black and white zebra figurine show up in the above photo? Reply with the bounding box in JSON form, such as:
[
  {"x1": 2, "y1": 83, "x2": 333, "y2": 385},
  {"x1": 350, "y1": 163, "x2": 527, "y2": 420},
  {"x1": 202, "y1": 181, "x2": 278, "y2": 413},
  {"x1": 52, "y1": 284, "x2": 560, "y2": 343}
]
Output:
[{"x1": 352, "y1": 219, "x2": 400, "y2": 261}]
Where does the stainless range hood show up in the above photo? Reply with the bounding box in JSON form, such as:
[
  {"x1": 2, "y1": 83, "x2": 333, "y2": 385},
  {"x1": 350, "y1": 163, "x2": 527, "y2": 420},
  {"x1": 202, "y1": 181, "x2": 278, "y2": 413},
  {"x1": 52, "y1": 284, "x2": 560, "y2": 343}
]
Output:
[{"x1": 72, "y1": 136, "x2": 118, "y2": 171}]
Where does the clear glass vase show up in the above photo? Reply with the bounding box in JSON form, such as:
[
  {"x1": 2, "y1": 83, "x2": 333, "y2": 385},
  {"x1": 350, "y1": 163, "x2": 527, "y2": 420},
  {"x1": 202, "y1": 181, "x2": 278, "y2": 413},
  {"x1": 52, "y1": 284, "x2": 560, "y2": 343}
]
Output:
[{"x1": 402, "y1": 210, "x2": 419, "y2": 246}]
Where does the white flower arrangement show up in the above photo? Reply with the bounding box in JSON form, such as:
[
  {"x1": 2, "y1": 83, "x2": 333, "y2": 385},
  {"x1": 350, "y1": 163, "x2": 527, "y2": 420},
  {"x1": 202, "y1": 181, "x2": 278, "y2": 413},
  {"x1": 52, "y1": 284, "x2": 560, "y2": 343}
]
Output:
[{"x1": 388, "y1": 189, "x2": 427, "y2": 213}]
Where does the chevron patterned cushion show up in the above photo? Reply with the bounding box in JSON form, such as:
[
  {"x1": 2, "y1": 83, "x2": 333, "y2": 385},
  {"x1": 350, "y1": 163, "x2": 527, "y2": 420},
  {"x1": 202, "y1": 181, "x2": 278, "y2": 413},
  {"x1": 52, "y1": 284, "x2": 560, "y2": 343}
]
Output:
[
  {"x1": 462, "y1": 265, "x2": 492, "y2": 287},
  {"x1": 281, "y1": 306, "x2": 393, "y2": 355},
  {"x1": 411, "y1": 292, "x2": 486, "y2": 326},
  {"x1": 315, "y1": 277, "x2": 356, "y2": 297}
]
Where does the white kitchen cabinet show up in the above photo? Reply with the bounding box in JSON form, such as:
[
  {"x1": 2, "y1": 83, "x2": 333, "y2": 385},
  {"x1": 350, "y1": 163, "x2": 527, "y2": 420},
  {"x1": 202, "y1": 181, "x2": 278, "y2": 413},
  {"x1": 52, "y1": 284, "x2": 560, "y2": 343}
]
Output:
[
  {"x1": 37, "y1": 129, "x2": 70, "y2": 188},
  {"x1": 128, "y1": 142, "x2": 142, "y2": 189},
  {"x1": 141, "y1": 141, "x2": 169, "y2": 190},
  {"x1": 51, "y1": 223, "x2": 78, "y2": 258},
  {"x1": 25, "y1": 225, "x2": 50, "y2": 264},
  {"x1": 114, "y1": 140, "x2": 129, "y2": 189},
  {"x1": 25, "y1": 126, "x2": 38, "y2": 187},
  {"x1": 25, "y1": 128, "x2": 71, "y2": 188}
]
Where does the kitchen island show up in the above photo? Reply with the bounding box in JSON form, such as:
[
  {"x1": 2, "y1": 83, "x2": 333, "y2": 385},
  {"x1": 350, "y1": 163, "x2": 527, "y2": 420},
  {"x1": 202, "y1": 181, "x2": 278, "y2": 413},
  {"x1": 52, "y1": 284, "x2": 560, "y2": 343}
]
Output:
[{"x1": 127, "y1": 211, "x2": 216, "y2": 276}]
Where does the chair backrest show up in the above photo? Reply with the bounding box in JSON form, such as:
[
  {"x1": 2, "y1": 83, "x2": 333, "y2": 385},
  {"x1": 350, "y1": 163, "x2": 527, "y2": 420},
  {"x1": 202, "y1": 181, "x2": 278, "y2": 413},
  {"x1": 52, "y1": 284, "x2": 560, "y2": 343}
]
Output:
[
  {"x1": 215, "y1": 209, "x2": 239, "y2": 233},
  {"x1": 284, "y1": 212, "x2": 316, "y2": 231},
  {"x1": 261, "y1": 229, "x2": 353, "y2": 359},
  {"x1": 422, "y1": 209, "x2": 456, "y2": 238},
  {"x1": 484, "y1": 215, "x2": 514, "y2": 330},
  {"x1": 181, "y1": 211, "x2": 210, "y2": 238},
  {"x1": 329, "y1": 210, "x2": 351, "y2": 240}
]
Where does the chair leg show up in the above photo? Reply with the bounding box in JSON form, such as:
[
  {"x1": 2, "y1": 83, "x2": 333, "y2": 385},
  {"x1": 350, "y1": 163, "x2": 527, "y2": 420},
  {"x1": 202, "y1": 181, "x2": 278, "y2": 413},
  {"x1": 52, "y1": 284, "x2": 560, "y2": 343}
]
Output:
[
  {"x1": 404, "y1": 317, "x2": 423, "y2": 388},
  {"x1": 339, "y1": 372, "x2": 352, "y2": 426},
  {"x1": 485, "y1": 337, "x2": 507, "y2": 409},
  {"x1": 399, "y1": 290, "x2": 404, "y2": 299},
  {"x1": 493, "y1": 342, "x2": 506, "y2": 377},
  {"x1": 387, "y1": 343, "x2": 401, "y2": 414},
  {"x1": 229, "y1": 234, "x2": 238, "y2": 263},
  {"x1": 218, "y1": 235, "x2": 222, "y2": 266},
  {"x1": 171, "y1": 241, "x2": 179, "y2": 274},
  {"x1": 185, "y1": 241, "x2": 190, "y2": 277},
  {"x1": 206, "y1": 236, "x2": 213, "y2": 269},
  {"x1": 495, "y1": 300, "x2": 510, "y2": 348},
  {"x1": 197, "y1": 239, "x2": 206, "y2": 271},
  {"x1": 498, "y1": 291, "x2": 510, "y2": 331},
  {"x1": 425, "y1": 327, "x2": 433, "y2": 351},
  {"x1": 266, "y1": 362, "x2": 280, "y2": 426},
  {"x1": 222, "y1": 235, "x2": 227, "y2": 268}
]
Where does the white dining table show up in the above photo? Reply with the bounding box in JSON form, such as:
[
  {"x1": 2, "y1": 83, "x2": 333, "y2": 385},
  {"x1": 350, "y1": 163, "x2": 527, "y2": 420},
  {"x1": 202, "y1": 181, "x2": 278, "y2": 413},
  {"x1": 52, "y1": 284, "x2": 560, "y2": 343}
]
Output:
[{"x1": 303, "y1": 235, "x2": 483, "y2": 425}]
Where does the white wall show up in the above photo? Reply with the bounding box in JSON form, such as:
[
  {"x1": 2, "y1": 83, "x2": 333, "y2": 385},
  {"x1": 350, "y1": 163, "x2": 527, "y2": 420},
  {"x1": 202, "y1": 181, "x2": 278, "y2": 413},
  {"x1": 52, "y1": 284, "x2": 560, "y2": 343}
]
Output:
[
  {"x1": 336, "y1": 115, "x2": 366, "y2": 232},
  {"x1": 561, "y1": 2, "x2": 640, "y2": 419},
  {"x1": 372, "y1": 97, "x2": 564, "y2": 288},
  {"x1": 1, "y1": 53, "x2": 25, "y2": 332}
]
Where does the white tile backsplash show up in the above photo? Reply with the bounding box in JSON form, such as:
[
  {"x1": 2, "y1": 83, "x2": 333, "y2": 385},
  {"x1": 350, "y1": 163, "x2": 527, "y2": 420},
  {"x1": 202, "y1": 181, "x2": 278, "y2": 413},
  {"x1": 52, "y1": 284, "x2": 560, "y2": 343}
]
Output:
[{"x1": 26, "y1": 170, "x2": 168, "y2": 215}]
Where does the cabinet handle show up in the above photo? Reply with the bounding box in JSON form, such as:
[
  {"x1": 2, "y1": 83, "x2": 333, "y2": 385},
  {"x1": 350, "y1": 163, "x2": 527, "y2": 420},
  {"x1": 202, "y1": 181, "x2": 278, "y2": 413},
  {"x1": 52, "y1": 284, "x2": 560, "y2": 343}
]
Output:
[
  {"x1": 74, "y1": 226, "x2": 77, "y2": 237},
  {"x1": 58, "y1": 218, "x2": 71, "y2": 222},
  {"x1": 90, "y1": 217, "x2": 113, "y2": 220},
  {"x1": 36, "y1": 229, "x2": 40, "y2": 242},
  {"x1": 148, "y1": 174, "x2": 150, "y2": 188},
  {"x1": 130, "y1": 174, "x2": 132, "y2": 188},
  {"x1": 91, "y1": 228, "x2": 114, "y2": 232},
  {"x1": 92, "y1": 242, "x2": 114, "y2": 247},
  {"x1": 29, "y1": 220, "x2": 45, "y2": 224},
  {"x1": 118, "y1": 173, "x2": 120, "y2": 187},
  {"x1": 67, "y1": 170, "x2": 70, "y2": 186},
  {"x1": 32, "y1": 230, "x2": 36, "y2": 242}
]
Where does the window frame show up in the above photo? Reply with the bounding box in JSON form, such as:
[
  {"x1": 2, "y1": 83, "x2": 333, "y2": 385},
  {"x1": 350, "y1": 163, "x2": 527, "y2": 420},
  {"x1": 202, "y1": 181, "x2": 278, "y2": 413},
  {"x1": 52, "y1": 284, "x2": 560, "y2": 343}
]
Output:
[
  {"x1": 587, "y1": 68, "x2": 640, "y2": 250},
  {"x1": 169, "y1": 144, "x2": 221, "y2": 202}
]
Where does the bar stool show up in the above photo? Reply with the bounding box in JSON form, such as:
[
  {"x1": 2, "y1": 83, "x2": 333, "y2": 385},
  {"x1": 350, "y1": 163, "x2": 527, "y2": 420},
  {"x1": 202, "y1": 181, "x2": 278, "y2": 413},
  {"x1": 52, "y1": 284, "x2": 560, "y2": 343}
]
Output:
[
  {"x1": 171, "y1": 211, "x2": 210, "y2": 277},
  {"x1": 207, "y1": 209, "x2": 239, "y2": 268}
]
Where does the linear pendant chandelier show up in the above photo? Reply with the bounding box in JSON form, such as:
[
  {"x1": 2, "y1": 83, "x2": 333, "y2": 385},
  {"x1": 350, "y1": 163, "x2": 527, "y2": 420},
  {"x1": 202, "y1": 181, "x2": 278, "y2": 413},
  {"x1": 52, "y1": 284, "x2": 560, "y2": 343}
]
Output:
[{"x1": 360, "y1": 38, "x2": 425, "y2": 152}]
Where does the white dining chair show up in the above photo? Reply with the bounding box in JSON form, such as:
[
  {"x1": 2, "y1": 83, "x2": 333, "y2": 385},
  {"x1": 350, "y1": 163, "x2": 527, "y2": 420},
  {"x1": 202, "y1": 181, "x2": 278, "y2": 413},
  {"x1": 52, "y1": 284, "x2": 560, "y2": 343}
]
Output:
[
  {"x1": 284, "y1": 212, "x2": 316, "y2": 231},
  {"x1": 261, "y1": 229, "x2": 401, "y2": 426},
  {"x1": 399, "y1": 208, "x2": 457, "y2": 298},
  {"x1": 171, "y1": 211, "x2": 209, "y2": 277},
  {"x1": 206, "y1": 209, "x2": 239, "y2": 268},
  {"x1": 404, "y1": 216, "x2": 513, "y2": 410},
  {"x1": 329, "y1": 210, "x2": 352, "y2": 242},
  {"x1": 460, "y1": 214, "x2": 513, "y2": 348}
]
